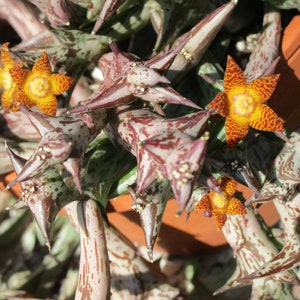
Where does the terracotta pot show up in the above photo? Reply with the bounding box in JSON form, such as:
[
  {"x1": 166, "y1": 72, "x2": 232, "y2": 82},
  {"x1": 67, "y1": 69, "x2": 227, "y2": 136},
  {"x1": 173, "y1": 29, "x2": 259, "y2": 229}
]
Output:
[
  {"x1": 0, "y1": 171, "x2": 21, "y2": 199},
  {"x1": 0, "y1": 172, "x2": 280, "y2": 256},
  {"x1": 270, "y1": 15, "x2": 300, "y2": 130},
  {"x1": 0, "y1": 171, "x2": 282, "y2": 256},
  {"x1": 107, "y1": 187, "x2": 279, "y2": 256}
]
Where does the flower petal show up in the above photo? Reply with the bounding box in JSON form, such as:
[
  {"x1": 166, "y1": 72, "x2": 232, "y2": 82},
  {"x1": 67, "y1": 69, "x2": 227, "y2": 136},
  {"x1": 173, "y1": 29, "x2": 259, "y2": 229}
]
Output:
[
  {"x1": 9, "y1": 64, "x2": 29, "y2": 86},
  {"x1": 1, "y1": 42, "x2": 14, "y2": 68},
  {"x1": 12, "y1": 89, "x2": 35, "y2": 110},
  {"x1": 32, "y1": 52, "x2": 51, "y2": 74},
  {"x1": 196, "y1": 194, "x2": 211, "y2": 211},
  {"x1": 226, "y1": 197, "x2": 246, "y2": 215},
  {"x1": 50, "y1": 73, "x2": 74, "y2": 95},
  {"x1": 213, "y1": 213, "x2": 227, "y2": 230},
  {"x1": 220, "y1": 177, "x2": 237, "y2": 196},
  {"x1": 225, "y1": 115, "x2": 249, "y2": 148},
  {"x1": 207, "y1": 92, "x2": 228, "y2": 117},
  {"x1": 224, "y1": 56, "x2": 246, "y2": 94},
  {"x1": 249, "y1": 104, "x2": 284, "y2": 132},
  {"x1": 36, "y1": 94, "x2": 58, "y2": 116},
  {"x1": 1, "y1": 89, "x2": 14, "y2": 112},
  {"x1": 248, "y1": 74, "x2": 280, "y2": 103}
]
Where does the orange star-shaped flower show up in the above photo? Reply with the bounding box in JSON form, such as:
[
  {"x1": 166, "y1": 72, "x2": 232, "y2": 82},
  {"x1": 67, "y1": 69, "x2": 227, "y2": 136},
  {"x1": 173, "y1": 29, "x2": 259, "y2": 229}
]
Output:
[
  {"x1": 0, "y1": 43, "x2": 27, "y2": 112},
  {"x1": 196, "y1": 177, "x2": 247, "y2": 230},
  {"x1": 208, "y1": 55, "x2": 284, "y2": 148},
  {"x1": 10, "y1": 52, "x2": 74, "y2": 116}
]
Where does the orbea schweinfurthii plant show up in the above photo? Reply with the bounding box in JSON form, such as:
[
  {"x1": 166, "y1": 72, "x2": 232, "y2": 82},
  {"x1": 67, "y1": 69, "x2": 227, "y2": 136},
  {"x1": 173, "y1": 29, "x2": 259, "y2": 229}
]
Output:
[{"x1": 0, "y1": 0, "x2": 299, "y2": 299}]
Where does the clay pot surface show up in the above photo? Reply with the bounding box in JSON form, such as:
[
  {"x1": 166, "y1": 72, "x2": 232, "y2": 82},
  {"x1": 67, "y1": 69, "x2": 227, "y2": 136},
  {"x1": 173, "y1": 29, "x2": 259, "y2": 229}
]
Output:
[
  {"x1": 270, "y1": 15, "x2": 300, "y2": 130},
  {"x1": 107, "y1": 188, "x2": 279, "y2": 256}
]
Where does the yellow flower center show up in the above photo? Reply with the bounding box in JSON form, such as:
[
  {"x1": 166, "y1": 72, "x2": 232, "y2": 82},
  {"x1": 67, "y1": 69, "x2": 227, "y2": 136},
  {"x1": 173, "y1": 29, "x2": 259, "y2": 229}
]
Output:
[
  {"x1": 210, "y1": 192, "x2": 228, "y2": 211},
  {"x1": 2, "y1": 71, "x2": 13, "y2": 90},
  {"x1": 232, "y1": 93, "x2": 255, "y2": 117},
  {"x1": 27, "y1": 76, "x2": 50, "y2": 98}
]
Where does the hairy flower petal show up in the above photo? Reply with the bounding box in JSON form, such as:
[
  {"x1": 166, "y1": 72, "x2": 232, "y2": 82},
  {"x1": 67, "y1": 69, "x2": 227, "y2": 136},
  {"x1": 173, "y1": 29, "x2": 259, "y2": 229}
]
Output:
[
  {"x1": 36, "y1": 94, "x2": 58, "y2": 116},
  {"x1": 207, "y1": 92, "x2": 227, "y2": 117},
  {"x1": 248, "y1": 74, "x2": 280, "y2": 103},
  {"x1": 213, "y1": 213, "x2": 227, "y2": 230},
  {"x1": 224, "y1": 55, "x2": 246, "y2": 93},
  {"x1": 32, "y1": 52, "x2": 51, "y2": 73},
  {"x1": 225, "y1": 115, "x2": 249, "y2": 148},
  {"x1": 0, "y1": 42, "x2": 14, "y2": 67},
  {"x1": 50, "y1": 73, "x2": 74, "y2": 95},
  {"x1": 9, "y1": 65, "x2": 29, "y2": 86},
  {"x1": 226, "y1": 197, "x2": 247, "y2": 215},
  {"x1": 1, "y1": 90, "x2": 16, "y2": 112},
  {"x1": 249, "y1": 104, "x2": 284, "y2": 132},
  {"x1": 220, "y1": 177, "x2": 236, "y2": 196}
]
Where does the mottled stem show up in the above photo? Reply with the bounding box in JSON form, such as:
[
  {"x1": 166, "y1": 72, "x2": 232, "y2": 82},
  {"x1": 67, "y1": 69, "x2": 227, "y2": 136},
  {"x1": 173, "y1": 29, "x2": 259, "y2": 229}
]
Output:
[
  {"x1": 66, "y1": 200, "x2": 111, "y2": 300},
  {"x1": 104, "y1": 220, "x2": 179, "y2": 299}
]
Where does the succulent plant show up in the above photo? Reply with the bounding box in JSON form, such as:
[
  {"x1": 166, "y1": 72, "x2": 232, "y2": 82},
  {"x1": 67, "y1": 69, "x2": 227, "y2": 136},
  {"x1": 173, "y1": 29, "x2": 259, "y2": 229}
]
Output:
[{"x1": 0, "y1": 0, "x2": 299, "y2": 299}]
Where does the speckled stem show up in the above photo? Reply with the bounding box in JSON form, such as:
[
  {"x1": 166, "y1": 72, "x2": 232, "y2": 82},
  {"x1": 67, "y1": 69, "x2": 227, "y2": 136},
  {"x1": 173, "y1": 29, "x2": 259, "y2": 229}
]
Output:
[{"x1": 66, "y1": 200, "x2": 111, "y2": 300}]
